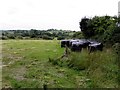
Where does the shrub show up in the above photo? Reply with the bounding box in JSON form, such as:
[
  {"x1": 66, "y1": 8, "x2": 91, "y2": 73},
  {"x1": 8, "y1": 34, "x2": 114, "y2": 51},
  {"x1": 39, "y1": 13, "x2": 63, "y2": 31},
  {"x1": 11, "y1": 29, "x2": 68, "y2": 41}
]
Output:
[
  {"x1": 16, "y1": 36, "x2": 23, "y2": 39},
  {"x1": 7, "y1": 35, "x2": 15, "y2": 39},
  {"x1": 42, "y1": 35, "x2": 53, "y2": 40},
  {"x1": 1, "y1": 36, "x2": 8, "y2": 40},
  {"x1": 57, "y1": 36, "x2": 65, "y2": 40}
]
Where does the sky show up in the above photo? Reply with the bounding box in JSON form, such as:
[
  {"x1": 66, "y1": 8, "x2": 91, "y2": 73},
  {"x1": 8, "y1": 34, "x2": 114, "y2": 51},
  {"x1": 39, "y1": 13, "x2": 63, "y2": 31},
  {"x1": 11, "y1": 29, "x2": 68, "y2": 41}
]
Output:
[{"x1": 0, "y1": 0, "x2": 120, "y2": 31}]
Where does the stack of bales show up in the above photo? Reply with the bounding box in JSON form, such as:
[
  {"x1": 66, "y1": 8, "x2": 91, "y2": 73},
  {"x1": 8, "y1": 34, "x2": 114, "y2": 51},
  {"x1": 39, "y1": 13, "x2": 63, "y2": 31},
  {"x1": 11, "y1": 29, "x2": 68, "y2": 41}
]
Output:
[{"x1": 61, "y1": 39, "x2": 103, "y2": 52}]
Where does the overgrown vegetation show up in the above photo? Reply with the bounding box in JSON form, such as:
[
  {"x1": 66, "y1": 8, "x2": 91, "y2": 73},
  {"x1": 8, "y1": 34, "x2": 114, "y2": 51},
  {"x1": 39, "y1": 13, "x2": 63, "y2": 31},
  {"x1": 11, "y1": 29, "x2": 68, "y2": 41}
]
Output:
[
  {"x1": 49, "y1": 48, "x2": 118, "y2": 88},
  {"x1": 113, "y1": 43, "x2": 120, "y2": 87}
]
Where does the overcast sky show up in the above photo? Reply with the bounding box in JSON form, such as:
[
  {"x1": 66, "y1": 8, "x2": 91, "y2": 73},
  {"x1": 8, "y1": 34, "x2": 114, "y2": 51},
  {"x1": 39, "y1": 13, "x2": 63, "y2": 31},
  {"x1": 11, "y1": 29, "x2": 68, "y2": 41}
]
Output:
[{"x1": 0, "y1": 0, "x2": 119, "y2": 31}]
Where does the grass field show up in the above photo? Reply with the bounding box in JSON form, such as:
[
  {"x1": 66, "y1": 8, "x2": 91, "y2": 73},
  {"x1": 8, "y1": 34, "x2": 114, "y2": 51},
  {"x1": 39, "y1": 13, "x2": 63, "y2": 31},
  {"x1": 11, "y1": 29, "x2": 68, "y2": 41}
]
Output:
[{"x1": 2, "y1": 40, "x2": 119, "y2": 88}]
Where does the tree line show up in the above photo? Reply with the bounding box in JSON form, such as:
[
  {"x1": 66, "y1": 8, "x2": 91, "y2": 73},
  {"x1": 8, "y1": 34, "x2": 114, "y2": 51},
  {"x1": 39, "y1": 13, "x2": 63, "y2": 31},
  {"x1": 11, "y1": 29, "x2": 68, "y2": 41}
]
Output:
[{"x1": 1, "y1": 29, "x2": 76, "y2": 40}]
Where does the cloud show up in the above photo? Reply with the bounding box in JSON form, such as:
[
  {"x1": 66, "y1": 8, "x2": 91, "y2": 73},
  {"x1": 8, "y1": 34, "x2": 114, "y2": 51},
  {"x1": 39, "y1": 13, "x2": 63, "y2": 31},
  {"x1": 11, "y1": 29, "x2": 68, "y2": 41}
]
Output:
[{"x1": 0, "y1": 0, "x2": 119, "y2": 30}]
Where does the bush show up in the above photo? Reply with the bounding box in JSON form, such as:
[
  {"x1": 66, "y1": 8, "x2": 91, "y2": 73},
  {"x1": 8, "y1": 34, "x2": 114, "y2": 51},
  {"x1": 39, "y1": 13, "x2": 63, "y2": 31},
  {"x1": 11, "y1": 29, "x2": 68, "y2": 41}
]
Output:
[
  {"x1": 7, "y1": 35, "x2": 15, "y2": 39},
  {"x1": 113, "y1": 43, "x2": 120, "y2": 55},
  {"x1": 1, "y1": 36, "x2": 8, "y2": 40},
  {"x1": 42, "y1": 35, "x2": 53, "y2": 40},
  {"x1": 72, "y1": 32, "x2": 84, "y2": 39},
  {"x1": 112, "y1": 33, "x2": 120, "y2": 44},
  {"x1": 16, "y1": 36, "x2": 23, "y2": 39},
  {"x1": 57, "y1": 36, "x2": 65, "y2": 40}
]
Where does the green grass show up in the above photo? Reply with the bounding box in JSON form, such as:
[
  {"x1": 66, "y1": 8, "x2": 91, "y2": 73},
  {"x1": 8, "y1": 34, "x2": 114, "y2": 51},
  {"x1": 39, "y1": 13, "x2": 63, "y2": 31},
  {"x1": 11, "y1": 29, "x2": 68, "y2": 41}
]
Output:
[
  {"x1": 49, "y1": 48, "x2": 119, "y2": 88},
  {"x1": 2, "y1": 40, "x2": 119, "y2": 88},
  {"x1": 2, "y1": 40, "x2": 86, "y2": 88}
]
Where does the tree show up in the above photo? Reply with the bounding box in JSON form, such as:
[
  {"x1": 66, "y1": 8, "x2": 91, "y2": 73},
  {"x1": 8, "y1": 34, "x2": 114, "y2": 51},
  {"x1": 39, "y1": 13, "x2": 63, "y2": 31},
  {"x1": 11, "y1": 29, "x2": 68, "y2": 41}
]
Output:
[
  {"x1": 57, "y1": 36, "x2": 65, "y2": 40},
  {"x1": 79, "y1": 17, "x2": 94, "y2": 38},
  {"x1": 29, "y1": 29, "x2": 38, "y2": 38},
  {"x1": 79, "y1": 15, "x2": 118, "y2": 44},
  {"x1": 72, "y1": 32, "x2": 84, "y2": 39}
]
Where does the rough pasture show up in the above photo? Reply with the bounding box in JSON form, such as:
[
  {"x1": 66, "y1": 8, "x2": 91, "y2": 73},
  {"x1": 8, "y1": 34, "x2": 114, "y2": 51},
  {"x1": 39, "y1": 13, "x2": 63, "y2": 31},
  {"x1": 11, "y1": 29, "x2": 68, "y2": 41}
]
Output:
[
  {"x1": 2, "y1": 40, "x2": 119, "y2": 88},
  {"x1": 2, "y1": 40, "x2": 87, "y2": 88}
]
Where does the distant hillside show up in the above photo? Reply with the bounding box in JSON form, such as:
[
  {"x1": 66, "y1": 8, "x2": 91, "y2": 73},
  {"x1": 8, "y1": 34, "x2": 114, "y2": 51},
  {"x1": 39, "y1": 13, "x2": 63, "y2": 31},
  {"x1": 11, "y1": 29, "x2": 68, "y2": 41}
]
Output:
[{"x1": 1, "y1": 29, "x2": 82, "y2": 40}]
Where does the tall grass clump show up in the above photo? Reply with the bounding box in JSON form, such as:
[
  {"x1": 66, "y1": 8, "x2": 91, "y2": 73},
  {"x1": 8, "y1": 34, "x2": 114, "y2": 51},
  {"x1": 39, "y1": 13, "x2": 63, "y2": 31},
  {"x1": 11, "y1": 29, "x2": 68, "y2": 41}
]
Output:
[
  {"x1": 69, "y1": 49, "x2": 118, "y2": 87},
  {"x1": 67, "y1": 50, "x2": 90, "y2": 70},
  {"x1": 49, "y1": 48, "x2": 118, "y2": 88},
  {"x1": 113, "y1": 43, "x2": 120, "y2": 87},
  {"x1": 86, "y1": 49, "x2": 118, "y2": 88},
  {"x1": 49, "y1": 49, "x2": 90, "y2": 70}
]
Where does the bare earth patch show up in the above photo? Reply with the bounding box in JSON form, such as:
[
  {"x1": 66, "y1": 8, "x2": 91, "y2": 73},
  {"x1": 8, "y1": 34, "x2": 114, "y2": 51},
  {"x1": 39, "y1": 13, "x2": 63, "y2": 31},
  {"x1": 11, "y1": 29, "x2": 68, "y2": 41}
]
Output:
[{"x1": 12, "y1": 67, "x2": 26, "y2": 81}]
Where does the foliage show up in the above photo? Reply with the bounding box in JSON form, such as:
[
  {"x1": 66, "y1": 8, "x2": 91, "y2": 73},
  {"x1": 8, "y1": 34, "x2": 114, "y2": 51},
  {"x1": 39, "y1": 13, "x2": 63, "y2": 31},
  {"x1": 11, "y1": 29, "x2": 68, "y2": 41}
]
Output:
[
  {"x1": 7, "y1": 34, "x2": 15, "y2": 39},
  {"x1": 57, "y1": 36, "x2": 65, "y2": 40},
  {"x1": 16, "y1": 36, "x2": 23, "y2": 39},
  {"x1": 1, "y1": 36, "x2": 8, "y2": 40},
  {"x1": 79, "y1": 17, "x2": 92, "y2": 38},
  {"x1": 1, "y1": 29, "x2": 75, "y2": 40},
  {"x1": 79, "y1": 16, "x2": 120, "y2": 46},
  {"x1": 72, "y1": 31, "x2": 84, "y2": 39},
  {"x1": 50, "y1": 48, "x2": 118, "y2": 88},
  {"x1": 42, "y1": 35, "x2": 53, "y2": 40}
]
